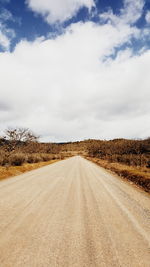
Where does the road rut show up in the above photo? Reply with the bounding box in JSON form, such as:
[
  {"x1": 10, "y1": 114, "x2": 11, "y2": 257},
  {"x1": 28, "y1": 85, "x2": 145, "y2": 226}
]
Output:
[{"x1": 0, "y1": 156, "x2": 149, "y2": 266}]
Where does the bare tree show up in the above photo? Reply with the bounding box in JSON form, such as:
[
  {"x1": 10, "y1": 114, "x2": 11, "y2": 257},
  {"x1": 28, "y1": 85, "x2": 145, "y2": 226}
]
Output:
[{"x1": 4, "y1": 127, "x2": 39, "y2": 151}]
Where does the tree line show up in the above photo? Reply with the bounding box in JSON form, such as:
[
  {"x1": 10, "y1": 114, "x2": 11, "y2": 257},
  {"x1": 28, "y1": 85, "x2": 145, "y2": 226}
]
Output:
[
  {"x1": 0, "y1": 127, "x2": 149, "y2": 168},
  {"x1": 87, "y1": 138, "x2": 150, "y2": 167}
]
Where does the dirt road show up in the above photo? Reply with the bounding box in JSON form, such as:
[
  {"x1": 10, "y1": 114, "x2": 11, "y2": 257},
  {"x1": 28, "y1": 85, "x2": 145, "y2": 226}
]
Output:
[{"x1": 0, "y1": 156, "x2": 149, "y2": 266}]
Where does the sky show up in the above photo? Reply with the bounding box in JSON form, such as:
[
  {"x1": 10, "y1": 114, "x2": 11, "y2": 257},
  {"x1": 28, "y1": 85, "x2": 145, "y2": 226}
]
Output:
[{"x1": 0, "y1": 0, "x2": 150, "y2": 142}]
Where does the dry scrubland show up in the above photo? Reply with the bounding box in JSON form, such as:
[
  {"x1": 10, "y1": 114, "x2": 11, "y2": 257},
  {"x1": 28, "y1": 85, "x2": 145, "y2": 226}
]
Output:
[
  {"x1": 0, "y1": 128, "x2": 71, "y2": 180},
  {"x1": 0, "y1": 142, "x2": 71, "y2": 180},
  {"x1": 86, "y1": 139, "x2": 150, "y2": 192},
  {"x1": 0, "y1": 160, "x2": 59, "y2": 181},
  {"x1": 0, "y1": 128, "x2": 150, "y2": 192},
  {"x1": 52, "y1": 138, "x2": 150, "y2": 192}
]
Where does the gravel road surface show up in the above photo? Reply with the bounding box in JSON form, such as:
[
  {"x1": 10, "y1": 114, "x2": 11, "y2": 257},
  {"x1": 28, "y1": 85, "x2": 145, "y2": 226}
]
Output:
[{"x1": 0, "y1": 156, "x2": 149, "y2": 266}]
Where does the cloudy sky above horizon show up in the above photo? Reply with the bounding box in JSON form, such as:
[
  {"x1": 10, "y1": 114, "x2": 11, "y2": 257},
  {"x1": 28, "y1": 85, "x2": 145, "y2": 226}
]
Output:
[{"x1": 0, "y1": 0, "x2": 150, "y2": 142}]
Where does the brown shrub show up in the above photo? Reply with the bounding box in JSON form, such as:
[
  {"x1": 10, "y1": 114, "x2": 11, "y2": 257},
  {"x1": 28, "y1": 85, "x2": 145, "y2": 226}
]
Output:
[
  {"x1": 86, "y1": 157, "x2": 150, "y2": 192},
  {"x1": 26, "y1": 154, "x2": 41, "y2": 163},
  {"x1": 0, "y1": 151, "x2": 9, "y2": 166},
  {"x1": 8, "y1": 153, "x2": 27, "y2": 166}
]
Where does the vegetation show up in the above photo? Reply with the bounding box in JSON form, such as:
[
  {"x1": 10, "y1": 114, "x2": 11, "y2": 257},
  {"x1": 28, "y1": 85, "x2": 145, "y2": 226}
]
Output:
[
  {"x1": 0, "y1": 127, "x2": 66, "y2": 173},
  {"x1": 50, "y1": 138, "x2": 150, "y2": 192},
  {"x1": 0, "y1": 127, "x2": 149, "y2": 191},
  {"x1": 0, "y1": 127, "x2": 69, "y2": 180},
  {"x1": 86, "y1": 139, "x2": 150, "y2": 192},
  {"x1": 87, "y1": 138, "x2": 150, "y2": 168},
  {"x1": 0, "y1": 160, "x2": 59, "y2": 181}
]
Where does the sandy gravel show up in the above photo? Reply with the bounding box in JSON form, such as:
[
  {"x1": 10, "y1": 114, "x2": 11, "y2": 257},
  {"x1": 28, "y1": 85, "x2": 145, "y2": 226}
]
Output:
[{"x1": 0, "y1": 156, "x2": 149, "y2": 266}]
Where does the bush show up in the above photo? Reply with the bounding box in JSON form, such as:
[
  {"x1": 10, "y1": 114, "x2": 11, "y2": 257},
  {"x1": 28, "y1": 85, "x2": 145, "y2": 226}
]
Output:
[
  {"x1": 0, "y1": 151, "x2": 9, "y2": 166},
  {"x1": 87, "y1": 139, "x2": 150, "y2": 168},
  {"x1": 0, "y1": 150, "x2": 60, "y2": 167},
  {"x1": 26, "y1": 153, "x2": 56, "y2": 163},
  {"x1": 8, "y1": 153, "x2": 27, "y2": 166},
  {"x1": 26, "y1": 154, "x2": 42, "y2": 163}
]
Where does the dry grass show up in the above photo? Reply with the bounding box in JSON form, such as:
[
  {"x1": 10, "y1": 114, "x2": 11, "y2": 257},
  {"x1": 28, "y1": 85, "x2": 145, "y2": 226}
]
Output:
[
  {"x1": 0, "y1": 151, "x2": 63, "y2": 166},
  {"x1": 87, "y1": 157, "x2": 150, "y2": 193},
  {"x1": 0, "y1": 160, "x2": 59, "y2": 181}
]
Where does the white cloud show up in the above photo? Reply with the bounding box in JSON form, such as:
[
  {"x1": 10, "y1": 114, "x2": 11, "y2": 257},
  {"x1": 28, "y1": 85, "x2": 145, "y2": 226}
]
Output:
[
  {"x1": 100, "y1": 0, "x2": 144, "y2": 26},
  {"x1": 145, "y1": 11, "x2": 150, "y2": 24},
  {"x1": 26, "y1": 0, "x2": 95, "y2": 24},
  {"x1": 0, "y1": 17, "x2": 150, "y2": 141},
  {"x1": 0, "y1": 8, "x2": 12, "y2": 21},
  {"x1": 0, "y1": 24, "x2": 15, "y2": 50},
  {"x1": 0, "y1": 30, "x2": 10, "y2": 48},
  {"x1": 121, "y1": 0, "x2": 145, "y2": 24},
  {"x1": 0, "y1": 8, "x2": 15, "y2": 50}
]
